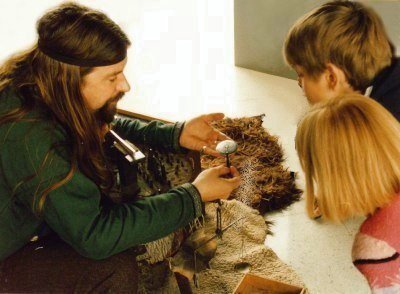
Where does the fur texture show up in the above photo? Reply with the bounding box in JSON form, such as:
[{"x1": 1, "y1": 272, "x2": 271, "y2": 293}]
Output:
[{"x1": 202, "y1": 115, "x2": 303, "y2": 213}]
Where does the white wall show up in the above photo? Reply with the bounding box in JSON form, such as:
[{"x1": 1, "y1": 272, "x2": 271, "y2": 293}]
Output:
[{"x1": 234, "y1": 0, "x2": 400, "y2": 79}]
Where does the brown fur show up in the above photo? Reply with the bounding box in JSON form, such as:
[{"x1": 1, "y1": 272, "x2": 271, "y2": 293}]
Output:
[{"x1": 202, "y1": 115, "x2": 302, "y2": 214}]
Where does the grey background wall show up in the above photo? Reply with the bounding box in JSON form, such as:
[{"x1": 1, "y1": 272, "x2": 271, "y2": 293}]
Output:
[{"x1": 234, "y1": 0, "x2": 400, "y2": 80}]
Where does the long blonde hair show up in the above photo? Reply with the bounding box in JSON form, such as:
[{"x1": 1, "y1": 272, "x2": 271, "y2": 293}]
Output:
[{"x1": 296, "y1": 94, "x2": 400, "y2": 222}]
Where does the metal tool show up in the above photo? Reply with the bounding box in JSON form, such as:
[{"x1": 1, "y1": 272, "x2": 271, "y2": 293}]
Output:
[
  {"x1": 109, "y1": 130, "x2": 145, "y2": 163},
  {"x1": 216, "y1": 140, "x2": 238, "y2": 168},
  {"x1": 214, "y1": 140, "x2": 238, "y2": 236},
  {"x1": 193, "y1": 216, "x2": 245, "y2": 288},
  {"x1": 233, "y1": 217, "x2": 251, "y2": 273}
]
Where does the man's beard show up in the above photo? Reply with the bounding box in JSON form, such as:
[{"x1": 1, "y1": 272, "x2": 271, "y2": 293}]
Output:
[{"x1": 95, "y1": 92, "x2": 125, "y2": 124}]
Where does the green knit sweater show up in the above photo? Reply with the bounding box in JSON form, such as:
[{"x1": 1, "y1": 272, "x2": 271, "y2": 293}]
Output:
[{"x1": 0, "y1": 88, "x2": 202, "y2": 261}]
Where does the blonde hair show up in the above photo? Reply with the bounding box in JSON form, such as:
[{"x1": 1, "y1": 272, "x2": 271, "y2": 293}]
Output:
[
  {"x1": 296, "y1": 94, "x2": 400, "y2": 222},
  {"x1": 284, "y1": 1, "x2": 392, "y2": 92}
]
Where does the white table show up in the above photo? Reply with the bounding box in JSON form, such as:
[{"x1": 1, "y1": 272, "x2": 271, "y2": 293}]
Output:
[
  {"x1": 118, "y1": 65, "x2": 369, "y2": 294},
  {"x1": 118, "y1": 65, "x2": 308, "y2": 176}
]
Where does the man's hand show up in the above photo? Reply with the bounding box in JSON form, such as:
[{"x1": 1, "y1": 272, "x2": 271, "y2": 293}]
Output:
[
  {"x1": 192, "y1": 165, "x2": 241, "y2": 202},
  {"x1": 179, "y1": 113, "x2": 230, "y2": 157}
]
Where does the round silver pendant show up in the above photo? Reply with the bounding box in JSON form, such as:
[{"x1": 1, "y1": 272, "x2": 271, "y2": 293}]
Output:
[{"x1": 216, "y1": 140, "x2": 238, "y2": 155}]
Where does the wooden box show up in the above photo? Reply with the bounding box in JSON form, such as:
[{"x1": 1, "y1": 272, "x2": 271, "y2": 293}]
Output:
[{"x1": 233, "y1": 274, "x2": 306, "y2": 294}]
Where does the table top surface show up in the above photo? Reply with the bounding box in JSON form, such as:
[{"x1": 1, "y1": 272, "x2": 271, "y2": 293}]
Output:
[{"x1": 118, "y1": 64, "x2": 308, "y2": 175}]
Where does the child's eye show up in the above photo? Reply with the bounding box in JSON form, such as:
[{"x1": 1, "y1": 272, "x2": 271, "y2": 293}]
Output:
[{"x1": 109, "y1": 77, "x2": 117, "y2": 82}]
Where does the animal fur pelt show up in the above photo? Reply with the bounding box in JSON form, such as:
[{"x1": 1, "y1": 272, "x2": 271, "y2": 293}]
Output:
[
  {"x1": 202, "y1": 115, "x2": 302, "y2": 214},
  {"x1": 137, "y1": 200, "x2": 306, "y2": 293}
]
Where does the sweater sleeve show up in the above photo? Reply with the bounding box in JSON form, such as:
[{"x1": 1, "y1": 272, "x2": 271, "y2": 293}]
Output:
[
  {"x1": 43, "y1": 175, "x2": 202, "y2": 259},
  {"x1": 6, "y1": 121, "x2": 202, "y2": 260},
  {"x1": 112, "y1": 117, "x2": 187, "y2": 153}
]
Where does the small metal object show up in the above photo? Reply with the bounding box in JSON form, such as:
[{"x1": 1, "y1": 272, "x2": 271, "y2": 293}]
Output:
[
  {"x1": 193, "y1": 251, "x2": 199, "y2": 288},
  {"x1": 214, "y1": 140, "x2": 238, "y2": 236},
  {"x1": 234, "y1": 218, "x2": 251, "y2": 273},
  {"x1": 234, "y1": 261, "x2": 251, "y2": 273},
  {"x1": 216, "y1": 203, "x2": 222, "y2": 237},
  {"x1": 109, "y1": 130, "x2": 145, "y2": 163},
  {"x1": 194, "y1": 216, "x2": 245, "y2": 251},
  {"x1": 199, "y1": 145, "x2": 207, "y2": 156},
  {"x1": 234, "y1": 232, "x2": 251, "y2": 273},
  {"x1": 216, "y1": 140, "x2": 238, "y2": 168},
  {"x1": 193, "y1": 216, "x2": 245, "y2": 288},
  {"x1": 216, "y1": 140, "x2": 238, "y2": 154}
]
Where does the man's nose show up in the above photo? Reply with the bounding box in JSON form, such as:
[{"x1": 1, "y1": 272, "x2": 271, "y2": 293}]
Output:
[{"x1": 117, "y1": 74, "x2": 131, "y2": 93}]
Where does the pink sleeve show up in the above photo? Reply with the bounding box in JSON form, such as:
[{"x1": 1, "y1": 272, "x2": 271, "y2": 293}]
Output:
[
  {"x1": 359, "y1": 195, "x2": 400, "y2": 252},
  {"x1": 352, "y1": 195, "x2": 400, "y2": 291}
]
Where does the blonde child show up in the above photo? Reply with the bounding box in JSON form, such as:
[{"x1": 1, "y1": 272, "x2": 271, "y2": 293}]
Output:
[{"x1": 296, "y1": 94, "x2": 400, "y2": 292}]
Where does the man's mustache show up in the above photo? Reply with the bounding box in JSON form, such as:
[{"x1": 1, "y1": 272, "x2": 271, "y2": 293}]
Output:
[
  {"x1": 110, "y1": 92, "x2": 125, "y2": 103},
  {"x1": 95, "y1": 92, "x2": 125, "y2": 124}
]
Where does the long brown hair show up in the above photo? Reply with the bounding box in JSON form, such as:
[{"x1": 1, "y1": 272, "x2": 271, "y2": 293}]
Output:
[{"x1": 0, "y1": 2, "x2": 130, "y2": 212}]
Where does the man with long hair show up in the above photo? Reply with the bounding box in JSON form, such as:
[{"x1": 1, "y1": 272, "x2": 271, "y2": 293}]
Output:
[{"x1": 0, "y1": 2, "x2": 240, "y2": 291}]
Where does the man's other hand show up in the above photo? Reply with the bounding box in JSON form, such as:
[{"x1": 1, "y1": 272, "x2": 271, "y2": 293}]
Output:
[{"x1": 179, "y1": 113, "x2": 230, "y2": 157}]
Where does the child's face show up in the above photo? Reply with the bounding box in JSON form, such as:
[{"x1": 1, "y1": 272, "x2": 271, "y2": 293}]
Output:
[
  {"x1": 294, "y1": 64, "x2": 357, "y2": 105},
  {"x1": 294, "y1": 66, "x2": 331, "y2": 104}
]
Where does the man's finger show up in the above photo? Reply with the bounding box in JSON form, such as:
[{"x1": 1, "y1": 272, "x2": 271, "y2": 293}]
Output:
[
  {"x1": 207, "y1": 137, "x2": 219, "y2": 150},
  {"x1": 198, "y1": 143, "x2": 210, "y2": 155},
  {"x1": 225, "y1": 176, "x2": 241, "y2": 185},
  {"x1": 206, "y1": 148, "x2": 224, "y2": 158},
  {"x1": 206, "y1": 131, "x2": 232, "y2": 151},
  {"x1": 229, "y1": 166, "x2": 240, "y2": 177},
  {"x1": 226, "y1": 175, "x2": 241, "y2": 181},
  {"x1": 216, "y1": 130, "x2": 231, "y2": 141},
  {"x1": 215, "y1": 165, "x2": 231, "y2": 175},
  {"x1": 204, "y1": 113, "x2": 225, "y2": 123},
  {"x1": 202, "y1": 146, "x2": 224, "y2": 158},
  {"x1": 208, "y1": 130, "x2": 230, "y2": 145}
]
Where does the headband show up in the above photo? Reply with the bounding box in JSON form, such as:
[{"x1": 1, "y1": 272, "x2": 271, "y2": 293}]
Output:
[{"x1": 38, "y1": 39, "x2": 126, "y2": 67}]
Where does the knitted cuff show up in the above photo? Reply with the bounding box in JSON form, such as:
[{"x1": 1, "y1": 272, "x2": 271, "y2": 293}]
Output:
[
  {"x1": 172, "y1": 121, "x2": 188, "y2": 154},
  {"x1": 181, "y1": 183, "x2": 203, "y2": 218}
]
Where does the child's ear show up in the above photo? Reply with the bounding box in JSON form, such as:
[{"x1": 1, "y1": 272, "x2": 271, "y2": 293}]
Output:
[{"x1": 325, "y1": 63, "x2": 347, "y2": 90}]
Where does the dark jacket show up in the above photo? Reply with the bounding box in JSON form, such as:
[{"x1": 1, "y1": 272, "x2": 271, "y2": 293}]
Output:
[{"x1": 370, "y1": 57, "x2": 400, "y2": 122}]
